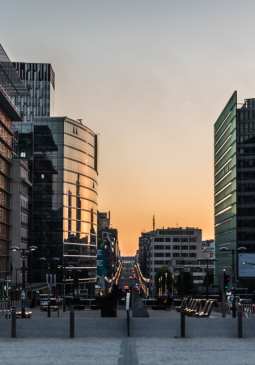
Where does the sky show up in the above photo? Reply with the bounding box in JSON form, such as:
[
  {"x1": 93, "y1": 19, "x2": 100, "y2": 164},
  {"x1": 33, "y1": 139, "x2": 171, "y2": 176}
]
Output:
[{"x1": 2, "y1": 0, "x2": 255, "y2": 255}]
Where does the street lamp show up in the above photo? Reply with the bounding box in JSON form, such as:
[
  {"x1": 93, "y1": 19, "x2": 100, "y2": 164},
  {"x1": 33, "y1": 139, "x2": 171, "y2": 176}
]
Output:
[
  {"x1": 219, "y1": 246, "x2": 247, "y2": 318},
  {"x1": 172, "y1": 274, "x2": 174, "y2": 296},
  {"x1": 10, "y1": 246, "x2": 37, "y2": 318},
  {"x1": 39, "y1": 257, "x2": 59, "y2": 317},
  {"x1": 197, "y1": 257, "x2": 218, "y2": 300}
]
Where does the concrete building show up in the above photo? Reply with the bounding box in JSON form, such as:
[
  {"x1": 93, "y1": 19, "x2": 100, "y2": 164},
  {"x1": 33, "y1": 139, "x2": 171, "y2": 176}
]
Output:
[
  {"x1": 214, "y1": 91, "x2": 255, "y2": 291},
  {"x1": 0, "y1": 44, "x2": 29, "y2": 290},
  {"x1": 139, "y1": 227, "x2": 204, "y2": 291}
]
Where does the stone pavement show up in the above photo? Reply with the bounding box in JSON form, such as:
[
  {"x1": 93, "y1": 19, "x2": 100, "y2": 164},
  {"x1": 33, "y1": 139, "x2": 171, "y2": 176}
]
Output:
[
  {"x1": 0, "y1": 309, "x2": 255, "y2": 365},
  {"x1": 0, "y1": 337, "x2": 255, "y2": 365}
]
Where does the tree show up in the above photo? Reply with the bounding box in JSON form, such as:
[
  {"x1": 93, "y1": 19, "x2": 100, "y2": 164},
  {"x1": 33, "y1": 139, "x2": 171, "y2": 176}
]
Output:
[
  {"x1": 202, "y1": 270, "x2": 214, "y2": 286},
  {"x1": 176, "y1": 270, "x2": 193, "y2": 295},
  {"x1": 154, "y1": 266, "x2": 173, "y2": 294}
]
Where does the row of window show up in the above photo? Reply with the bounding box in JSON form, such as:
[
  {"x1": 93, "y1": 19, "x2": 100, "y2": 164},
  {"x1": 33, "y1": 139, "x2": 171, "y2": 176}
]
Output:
[
  {"x1": 237, "y1": 111, "x2": 255, "y2": 121},
  {"x1": 154, "y1": 237, "x2": 197, "y2": 243},
  {"x1": 237, "y1": 135, "x2": 255, "y2": 144},
  {"x1": 154, "y1": 245, "x2": 197, "y2": 250},
  {"x1": 158, "y1": 230, "x2": 194, "y2": 236},
  {"x1": 237, "y1": 183, "x2": 255, "y2": 192},
  {"x1": 153, "y1": 252, "x2": 197, "y2": 263},
  {"x1": 238, "y1": 159, "x2": 255, "y2": 168},
  {"x1": 154, "y1": 253, "x2": 171, "y2": 257},
  {"x1": 237, "y1": 122, "x2": 255, "y2": 132}
]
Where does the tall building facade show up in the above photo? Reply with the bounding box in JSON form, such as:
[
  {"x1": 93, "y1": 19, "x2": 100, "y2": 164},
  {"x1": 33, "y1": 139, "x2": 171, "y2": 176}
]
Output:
[
  {"x1": 12, "y1": 63, "x2": 55, "y2": 122},
  {"x1": 10, "y1": 159, "x2": 32, "y2": 285},
  {"x1": 16, "y1": 117, "x2": 98, "y2": 292},
  {"x1": 214, "y1": 91, "x2": 255, "y2": 290},
  {"x1": 0, "y1": 45, "x2": 29, "y2": 282}
]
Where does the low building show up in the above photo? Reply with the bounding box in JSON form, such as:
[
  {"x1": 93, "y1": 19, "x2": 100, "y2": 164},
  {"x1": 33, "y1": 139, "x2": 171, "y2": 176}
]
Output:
[{"x1": 139, "y1": 227, "x2": 206, "y2": 291}]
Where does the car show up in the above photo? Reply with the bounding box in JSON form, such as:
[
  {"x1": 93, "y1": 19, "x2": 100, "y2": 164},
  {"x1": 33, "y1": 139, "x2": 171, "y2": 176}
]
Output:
[
  {"x1": 226, "y1": 295, "x2": 240, "y2": 310},
  {"x1": 239, "y1": 299, "x2": 253, "y2": 305}
]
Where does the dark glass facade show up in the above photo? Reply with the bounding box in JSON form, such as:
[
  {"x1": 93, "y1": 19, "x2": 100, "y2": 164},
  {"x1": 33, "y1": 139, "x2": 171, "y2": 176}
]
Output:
[
  {"x1": 12, "y1": 63, "x2": 55, "y2": 122},
  {"x1": 16, "y1": 117, "x2": 98, "y2": 290},
  {"x1": 215, "y1": 92, "x2": 255, "y2": 290}
]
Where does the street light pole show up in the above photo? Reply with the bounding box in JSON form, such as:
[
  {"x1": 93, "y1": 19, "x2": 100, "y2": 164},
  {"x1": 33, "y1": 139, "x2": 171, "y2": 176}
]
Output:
[
  {"x1": 197, "y1": 257, "x2": 218, "y2": 300},
  {"x1": 220, "y1": 246, "x2": 247, "y2": 318},
  {"x1": 10, "y1": 246, "x2": 37, "y2": 319}
]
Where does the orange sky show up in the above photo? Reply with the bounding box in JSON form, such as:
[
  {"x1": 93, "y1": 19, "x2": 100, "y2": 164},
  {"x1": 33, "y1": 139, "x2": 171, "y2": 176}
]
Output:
[{"x1": 3, "y1": 1, "x2": 255, "y2": 255}]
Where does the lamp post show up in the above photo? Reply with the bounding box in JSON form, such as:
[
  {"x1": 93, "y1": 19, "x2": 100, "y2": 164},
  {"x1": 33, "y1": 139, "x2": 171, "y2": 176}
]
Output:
[
  {"x1": 197, "y1": 257, "x2": 218, "y2": 300},
  {"x1": 172, "y1": 274, "x2": 174, "y2": 296},
  {"x1": 10, "y1": 246, "x2": 37, "y2": 318},
  {"x1": 219, "y1": 246, "x2": 247, "y2": 318},
  {"x1": 39, "y1": 257, "x2": 59, "y2": 318},
  {"x1": 15, "y1": 268, "x2": 21, "y2": 302}
]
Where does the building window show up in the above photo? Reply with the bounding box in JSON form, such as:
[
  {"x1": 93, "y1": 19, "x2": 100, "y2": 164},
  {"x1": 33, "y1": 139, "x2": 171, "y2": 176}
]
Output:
[
  {"x1": 154, "y1": 253, "x2": 164, "y2": 257},
  {"x1": 173, "y1": 238, "x2": 180, "y2": 242},
  {"x1": 165, "y1": 260, "x2": 171, "y2": 265},
  {"x1": 189, "y1": 238, "x2": 197, "y2": 242},
  {"x1": 154, "y1": 260, "x2": 164, "y2": 265},
  {"x1": 165, "y1": 238, "x2": 171, "y2": 242},
  {"x1": 173, "y1": 253, "x2": 180, "y2": 257},
  {"x1": 155, "y1": 238, "x2": 164, "y2": 242},
  {"x1": 173, "y1": 245, "x2": 180, "y2": 250},
  {"x1": 181, "y1": 245, "x2": 188, "y2": 250},
  {"x1": 181, "y1": 253, "x2": 188, "y2": 257},
  {"x1": 189, "y1": 253, "x2": 196, "y2": 257},
  {"x1": 165, "y1": 253, "x2": 171, "y2": 257},
  {"x1": 181, "y1": 238, "x2": 188, "y2": 242},
  {"x1": 190, "y1": 245, "x2": 197, "y2": 250},
  {"x1": 165, "y1": 245, "x2": 171, "y2": 250},
  {"x1": 154, "y1": 245, "x2": 164, "y2": 250}
]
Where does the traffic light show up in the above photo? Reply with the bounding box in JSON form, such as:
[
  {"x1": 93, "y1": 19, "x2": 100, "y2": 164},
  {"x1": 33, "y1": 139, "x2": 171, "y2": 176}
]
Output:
[{"x1": 223, "y1": 272, "x2": 230, "y2": 291}]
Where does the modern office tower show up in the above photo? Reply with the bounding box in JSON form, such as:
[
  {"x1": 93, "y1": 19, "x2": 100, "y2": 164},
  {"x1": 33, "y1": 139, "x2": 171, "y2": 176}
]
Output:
[
  {"x1": 16, "y1": 117, "x2": 98, "y2": 294},
  {"x1": 12, "y1": 62, "x2": 55, "y2": 122},
  {"x1": 0, "y1": 45, "x2": 29, "y2": 284},
  {"x1": 215, "y1": 92, "x2": 255, "y2": 291},
  {"x1": 139, "y1": 227, "x2": 203, "y2": 291}
]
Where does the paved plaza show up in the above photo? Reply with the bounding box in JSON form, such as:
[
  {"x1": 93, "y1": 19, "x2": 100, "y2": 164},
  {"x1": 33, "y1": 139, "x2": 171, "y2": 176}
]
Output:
[{"x1": 0, "y1": 308, "x2": 254, "y2": 364}]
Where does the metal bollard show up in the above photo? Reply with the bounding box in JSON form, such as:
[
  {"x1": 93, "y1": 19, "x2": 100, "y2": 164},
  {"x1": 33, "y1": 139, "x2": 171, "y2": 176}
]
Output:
[
  {"x1": 70, "y1": 306, "x2": 74, "y2": 338},
  {"x1": 238, "y1": 305, "x2": 242, "y2": 338},
  {"x1": 181, "y1": 305, "x2": 185, "y2": 338},
  {"x1": 11, "y1": 306, "x2": 16, "y2": 338}
]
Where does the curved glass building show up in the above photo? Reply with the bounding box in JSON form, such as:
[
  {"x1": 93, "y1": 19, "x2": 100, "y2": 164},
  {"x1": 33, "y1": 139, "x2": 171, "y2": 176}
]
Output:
[{"x1": 16, "y1": 117, "x2": 98, "y2": 293}]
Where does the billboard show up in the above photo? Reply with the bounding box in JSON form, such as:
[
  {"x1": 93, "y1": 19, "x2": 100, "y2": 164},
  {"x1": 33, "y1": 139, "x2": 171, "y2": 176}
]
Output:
[{"x1": 238, "y1": 253, "x2": 255, "y2": 278}]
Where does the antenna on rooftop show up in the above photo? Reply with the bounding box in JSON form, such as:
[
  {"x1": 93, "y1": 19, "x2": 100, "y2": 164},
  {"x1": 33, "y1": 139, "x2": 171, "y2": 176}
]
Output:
[{"x1": 153, "y1": 215, "x2": 155, "y2": 231}]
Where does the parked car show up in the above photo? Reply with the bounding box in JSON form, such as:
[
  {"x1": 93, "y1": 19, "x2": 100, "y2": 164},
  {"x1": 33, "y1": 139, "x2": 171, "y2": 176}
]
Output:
[{"x1": 239, "y1": 299, "x2": 253, "y2": 305}]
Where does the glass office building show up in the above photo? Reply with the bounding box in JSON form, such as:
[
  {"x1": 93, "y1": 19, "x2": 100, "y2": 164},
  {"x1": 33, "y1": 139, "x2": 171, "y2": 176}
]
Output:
[
  {"x1": 12, "y1": 63, "x2": 55, "y2": 122},
  {"x1": 214, "y1": 91, "x2": 255, "y2": 290},
  {"x1": 17, "y1": 117, "x2": 98, "y2": 292}
]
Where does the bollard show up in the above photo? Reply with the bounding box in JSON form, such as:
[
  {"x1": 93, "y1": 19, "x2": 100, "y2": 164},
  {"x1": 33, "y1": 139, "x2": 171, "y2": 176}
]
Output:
[
  {"x1": 238, "y1": 305, "x2": 242, "y2": 338},
  {"x1": 127, "y1": 310, "x2": 130, "y2": 337},
  {"x1": 70, "y1": 306, "x2": 74, "y2": 338},
  {"x1": 11, "y1": 306, "x2": 16, "y2": 338},
  {"x1": 181, "y1": 305, "x2": 185, "y2": 338}
]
